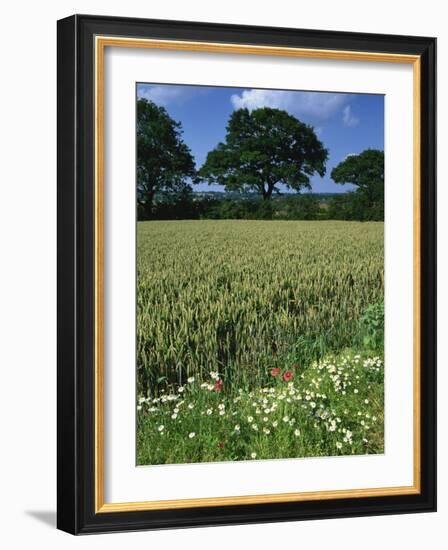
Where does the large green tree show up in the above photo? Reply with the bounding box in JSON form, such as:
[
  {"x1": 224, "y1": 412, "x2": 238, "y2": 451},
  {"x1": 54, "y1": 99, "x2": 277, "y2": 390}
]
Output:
[
  {"x1": 331, "y1": 149, "x2": 384, "y2": 220},
  {"x1": 137, "y1": 98, "x2": 196, "y2": 218},
  {"x1": 199, "y1": 107, "x2": 328, "y2": 199}
]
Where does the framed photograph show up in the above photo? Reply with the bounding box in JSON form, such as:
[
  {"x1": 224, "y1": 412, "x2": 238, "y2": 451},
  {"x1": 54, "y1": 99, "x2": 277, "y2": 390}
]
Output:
[{"x1": 57, "y1": 14, "x2": 436, "y2": 534}]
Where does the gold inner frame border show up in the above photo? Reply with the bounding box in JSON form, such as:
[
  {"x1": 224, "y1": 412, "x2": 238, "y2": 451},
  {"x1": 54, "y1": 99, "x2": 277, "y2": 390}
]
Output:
[{"x1": 94, "y1": 36, "x2": 421, "y2": 513}]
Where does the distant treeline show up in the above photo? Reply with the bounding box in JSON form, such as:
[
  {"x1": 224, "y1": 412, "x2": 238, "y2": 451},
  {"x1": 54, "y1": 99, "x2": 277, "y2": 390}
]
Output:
[{"x1": 137, "y1": 192, "x2": 384, "y2": 222}]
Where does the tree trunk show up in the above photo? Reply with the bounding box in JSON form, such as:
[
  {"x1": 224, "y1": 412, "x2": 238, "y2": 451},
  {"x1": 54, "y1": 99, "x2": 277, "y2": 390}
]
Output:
[
  {"x1": 142, "y1": 189, "x2": 155, "y2": 219},
  {"x1": 262, "y1": 185, "x2": 273, "y2": 200}
]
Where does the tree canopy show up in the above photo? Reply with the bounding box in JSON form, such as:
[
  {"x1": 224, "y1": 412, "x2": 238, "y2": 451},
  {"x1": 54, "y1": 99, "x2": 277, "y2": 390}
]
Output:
[
  {"x1": 137, "y1": 98, "x2": 196, "y2": 217},
  {"x1": 331, "y1": 149, "x2": 384, "y2": 220},
  {"x1": 332, "y1": 150, "x2": 384, "y2": 196},
  {"x1": 199, "y1": 107, "x2": 328, "y2": 200}
]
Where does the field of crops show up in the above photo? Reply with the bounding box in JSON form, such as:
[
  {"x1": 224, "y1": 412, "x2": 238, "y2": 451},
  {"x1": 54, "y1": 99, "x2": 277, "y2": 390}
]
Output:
[
  {"x1": 137, "y1": 220, "x2": 384, "y2": 464},
  {"x1": 137, "y1": 220, "x2": 383, "y2": 392}
]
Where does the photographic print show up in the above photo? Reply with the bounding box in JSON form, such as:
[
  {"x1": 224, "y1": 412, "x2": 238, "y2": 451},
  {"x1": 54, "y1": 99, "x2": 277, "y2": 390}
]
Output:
[
  {"x1": 58, "y1": 16, "x2": 436, "y2": 533},
  {"x1": 136, "y1": 83, "x2": 385, "y2": 466}
]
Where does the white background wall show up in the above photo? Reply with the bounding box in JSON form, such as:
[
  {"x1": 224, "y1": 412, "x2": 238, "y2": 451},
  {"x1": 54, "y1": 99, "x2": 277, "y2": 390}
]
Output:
[{"x1": 0, "y1": 1, "x2": 444, "y2": 548}]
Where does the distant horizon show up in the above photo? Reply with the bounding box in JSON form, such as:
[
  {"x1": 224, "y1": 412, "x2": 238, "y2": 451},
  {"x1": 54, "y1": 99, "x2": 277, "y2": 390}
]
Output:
[
  {"x1": 137, "y1": 83, "x2": 384, "y2": 194},
  {"x1": 188, "y1": 189, "x2": 352, "y2": 195}
]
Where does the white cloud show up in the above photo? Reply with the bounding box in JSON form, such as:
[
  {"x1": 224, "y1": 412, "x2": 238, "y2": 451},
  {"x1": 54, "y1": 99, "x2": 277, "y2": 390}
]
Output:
[
  {"x1": 230, "y1": 89, "x2": 348, "y2": 120},
  {"x1": 342, "y1": 105, "x2": 360, "y2": 127},
  {"x1": 137, "y1": 85, "x2": 197, "y2": 106}
]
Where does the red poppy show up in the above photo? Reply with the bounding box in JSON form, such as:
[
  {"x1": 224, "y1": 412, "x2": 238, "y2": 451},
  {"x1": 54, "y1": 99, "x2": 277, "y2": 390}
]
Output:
[
  {"x1": 218, "y1": 442, "x2": 224, "y2": 449},
  {"x1": 270, "y1": 367, "x2": 281, "y2": 377},
  {"x1": 282, "y1": 370, "x2": 294, "y2": 382},
  {"x1": 214, "y1": 379, "x2": 223, "y2": 392}
]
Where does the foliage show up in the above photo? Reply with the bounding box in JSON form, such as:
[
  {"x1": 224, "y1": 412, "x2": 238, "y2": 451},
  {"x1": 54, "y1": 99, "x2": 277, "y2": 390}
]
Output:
[
  {"x1": 326, "y1": 191, "x2": 383, "y2": 221},
  {"x1": 199, "y1": 107, "x2": 328, "y2": 199},
  {"x1": 331, "y1": 149, "x2": 384, "y2": 221},
  {"x1": 137, "y1": 351, "x2": 384, "y2": 464},
  {"x1": 360, "y1": 301, "x2": 385, "y2": 350},
  {"x1": 137, "y1": 220, "x2": 384, "y2": 395},
  {"x1": 138, "y1": 192, "x2": 378, "y2": 221},
  {"x1": 137, "y1": 191, "x2": 384, "y2": 222},
  {"x1": 137, "y1": 98, "x2": 197, "y2": 218}
]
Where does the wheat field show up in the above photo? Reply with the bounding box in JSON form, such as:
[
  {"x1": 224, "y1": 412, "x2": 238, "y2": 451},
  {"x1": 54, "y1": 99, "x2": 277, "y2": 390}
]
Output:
[{"x1": 137, "y1": 220, "x2": 384, "y2": 395}]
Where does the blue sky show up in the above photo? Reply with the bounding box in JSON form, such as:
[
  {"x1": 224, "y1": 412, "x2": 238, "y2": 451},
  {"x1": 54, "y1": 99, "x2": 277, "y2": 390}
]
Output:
[{"x1": 137, "y1": 83, "x2": 384, "y2": 194}]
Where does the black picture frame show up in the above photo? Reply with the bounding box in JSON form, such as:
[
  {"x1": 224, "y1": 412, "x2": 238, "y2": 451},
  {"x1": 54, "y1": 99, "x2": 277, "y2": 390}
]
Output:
[{"x1": 57, "y1": 14, "x2": 436, "y2": 534}]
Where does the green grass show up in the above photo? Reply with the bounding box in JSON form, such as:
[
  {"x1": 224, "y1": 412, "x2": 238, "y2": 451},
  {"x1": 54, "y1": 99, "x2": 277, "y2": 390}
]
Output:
[{"x1": 136, "y1": 220, "x2": 384, "y2": 464}]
